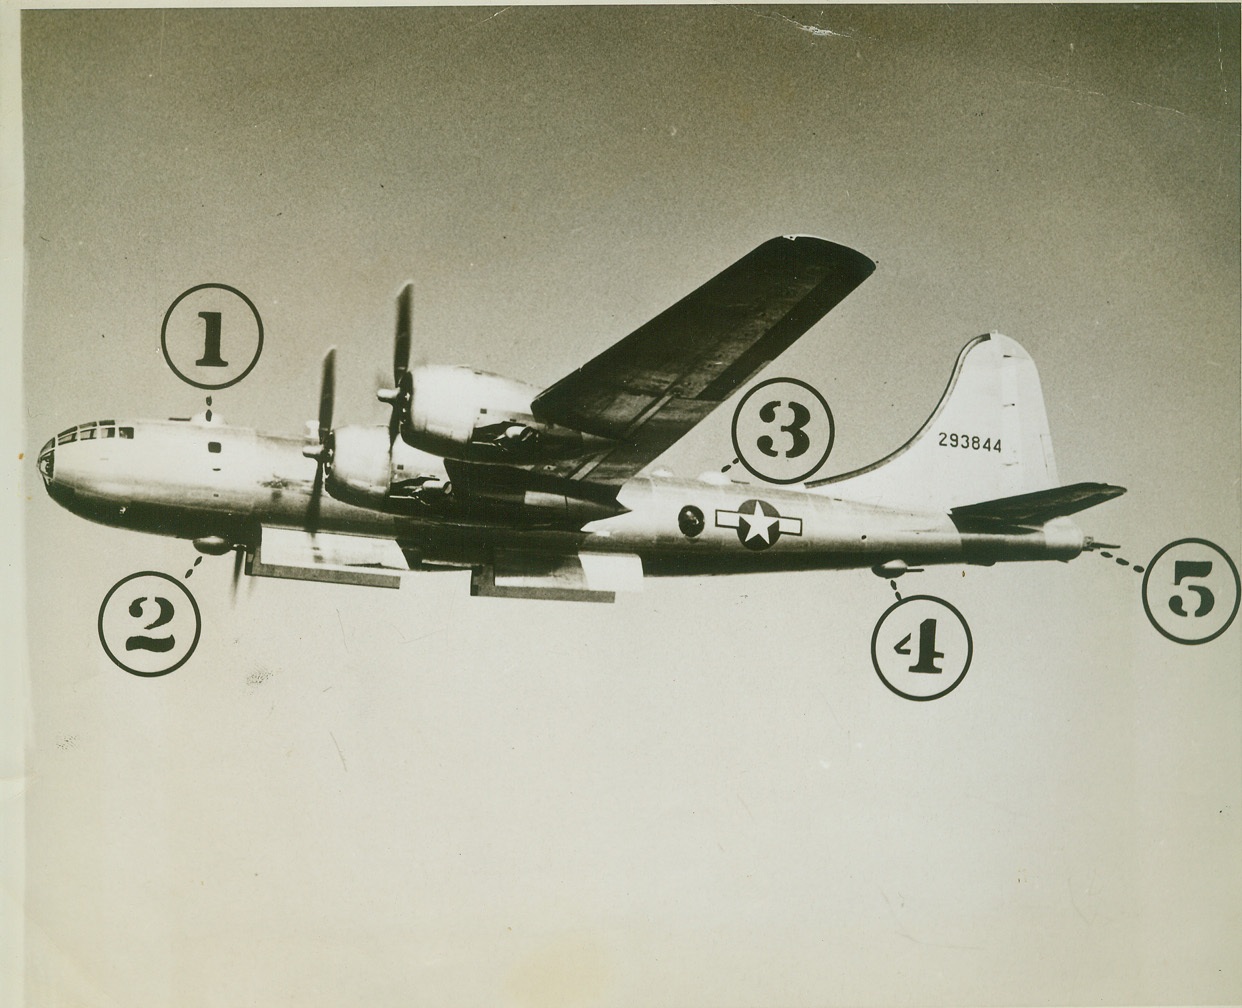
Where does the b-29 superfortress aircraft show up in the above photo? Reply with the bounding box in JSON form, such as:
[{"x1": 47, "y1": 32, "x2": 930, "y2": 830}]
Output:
[{"x1": 39, "y1": 237, "x2": 1125, "y2": 602}]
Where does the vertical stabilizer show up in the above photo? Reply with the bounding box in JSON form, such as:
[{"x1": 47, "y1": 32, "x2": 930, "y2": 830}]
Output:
[{"x1": 807, "y1": 333, "x2": 1059, "y2": 512}]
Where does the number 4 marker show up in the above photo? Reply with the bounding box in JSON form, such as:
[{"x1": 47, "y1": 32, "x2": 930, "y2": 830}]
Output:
[{"x1": 895, "y1": 617, "x2": 944, "y2": 674}]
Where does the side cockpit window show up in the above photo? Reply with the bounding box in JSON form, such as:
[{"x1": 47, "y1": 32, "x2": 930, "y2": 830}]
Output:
[
  {"x1": 119, "y1": 427, "x2": 134, "y2": 439},
  {"x1": 57, "y1": 430, "x2": 76, "y2": 445}
]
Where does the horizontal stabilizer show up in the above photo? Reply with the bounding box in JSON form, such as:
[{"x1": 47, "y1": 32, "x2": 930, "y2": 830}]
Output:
[
  {"x1": 950, "y1": 482, "x2": 1126, "y2": 531},
  {"x1": 471, "y1": 549, "x2": 643, "y2": 603}
]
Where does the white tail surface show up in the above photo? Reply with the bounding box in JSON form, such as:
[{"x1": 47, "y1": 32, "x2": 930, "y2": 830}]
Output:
[{"x1": 808, "y1": 333, "x2": 1060, "y2": 512}]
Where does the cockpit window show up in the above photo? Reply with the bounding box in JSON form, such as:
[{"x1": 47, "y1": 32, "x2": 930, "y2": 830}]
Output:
[
  {"x1": 51, "y1": 422, "x2": 128, "y2": 445},
  {"x1": 208, "y1": 441, "x2": 221, "y2": 453}
]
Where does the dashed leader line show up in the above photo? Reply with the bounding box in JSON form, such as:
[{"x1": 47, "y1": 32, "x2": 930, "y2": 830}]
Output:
[{"x1": 1095, "y1": 550, "x2": 1145, "y2": 574}]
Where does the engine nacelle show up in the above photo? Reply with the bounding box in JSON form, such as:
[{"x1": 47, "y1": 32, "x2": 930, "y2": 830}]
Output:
[
  {"x1": 397, "y1": 365, "x2": 609, "y2": 463},
  {"x1": 326, "y1": 426, "x2": 395, "y2": 502},
  {"x1": 326, "y1": 426, "x2": 452, "y2": 512},
  {"x1": 322, "y1": 424, "x2": 625, "y2": 527}
]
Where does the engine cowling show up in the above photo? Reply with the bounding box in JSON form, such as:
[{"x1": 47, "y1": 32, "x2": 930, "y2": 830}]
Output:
[
  {"x1": 396, "y1": 364, "x2": 608, "y2": 464},
  {"x1": 325, "y1": 426, "x2": 397, "y2": 503},
  {"x1": 325, "y1": 426, "x2": 455, "y2": 516}
]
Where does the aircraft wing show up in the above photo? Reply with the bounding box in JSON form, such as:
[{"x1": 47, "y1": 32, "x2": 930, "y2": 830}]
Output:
[{"x1": 530, "y1": 236, "x2": 875, "y2": 485}]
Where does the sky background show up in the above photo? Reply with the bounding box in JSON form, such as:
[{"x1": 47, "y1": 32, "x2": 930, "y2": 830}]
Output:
[{"x1": 15, "y1": 5, "x2": 1241, "y2": 1006}]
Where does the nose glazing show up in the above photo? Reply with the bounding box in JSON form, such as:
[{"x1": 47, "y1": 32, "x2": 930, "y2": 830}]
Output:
[{"x1": 37, "y1": 437, "x2": 54, "y2": 483}]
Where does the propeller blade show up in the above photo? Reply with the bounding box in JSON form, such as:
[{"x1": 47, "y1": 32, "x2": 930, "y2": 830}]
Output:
[
  {"x1": 302, "y1": 345, "x2": 337, "y2": 531},
  {"x1": 308, "y1": 460, "x2": 324, "y2": 532},
  {"x1": 394, "y1": 282, "x2": 413, "y2": 386},
  {"x1": 318, "y1": 347, "x2": 336, "y2": 445},
  {"x1": 231, "y1": 545, "x2": 244, "y2": 602},
  {"x1": 387, "y1": 373, "x2": 412, "y2": 446},
  {"x1": 387, "y1": 392, "x2": 402, "y2": 445},
  {"x1": 376, "y1": 284, "x2": 416, "y2": 445}
]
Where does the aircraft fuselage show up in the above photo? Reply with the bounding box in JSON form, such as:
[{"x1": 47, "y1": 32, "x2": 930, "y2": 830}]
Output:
[{"x1": 39, "y1": 415, "x2": 1087, "y2": 577}]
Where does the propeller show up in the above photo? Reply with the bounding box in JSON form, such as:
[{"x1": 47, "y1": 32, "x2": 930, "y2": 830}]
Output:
[
  {"x1": 302, "y1": 346, "x2": 337, "y2": 530},
  {"x1": 394, "y1": 280, "x2": 412, "y2": 386},
  {"x1": 231, "y1": 544, "x2": 246, "y2": 601},
  {"x1": 376, "y1": 282, "x2": 415, "y2": 445}
]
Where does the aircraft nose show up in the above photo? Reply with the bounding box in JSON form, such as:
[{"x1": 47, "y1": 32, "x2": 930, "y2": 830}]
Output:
[
  {"x1": 42, "y1": 421, "x2": 148, "y2": 526},
  {"x1": 37, "y1": 435, "x2": 79, "y2": 510},
  {"x1": 36, "y1": 436, "x2": 55, "y2": 486}
]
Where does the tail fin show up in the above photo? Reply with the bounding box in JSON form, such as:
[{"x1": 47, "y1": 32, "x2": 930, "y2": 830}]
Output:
[{"x1": 807, "y1": 333, "x2": 1061, "y2": 512}]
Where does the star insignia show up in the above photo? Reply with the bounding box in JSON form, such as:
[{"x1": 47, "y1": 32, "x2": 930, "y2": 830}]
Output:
[{"x1": 715, "y1": 499, "x2": 803, "y2": 550}]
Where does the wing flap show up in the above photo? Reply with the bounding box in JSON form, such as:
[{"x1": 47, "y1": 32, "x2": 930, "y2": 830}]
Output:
[
  {"x1": 248, "y1": 527, "x2": 409, "y2": 589},
  {"x1": 470, "y1": 549, "x2": 643, "y2": 603}
]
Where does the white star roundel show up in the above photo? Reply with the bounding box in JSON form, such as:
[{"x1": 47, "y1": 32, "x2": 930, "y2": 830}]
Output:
[{"x1": 715, "y1": 499, "x2": 803, "y2": 551}]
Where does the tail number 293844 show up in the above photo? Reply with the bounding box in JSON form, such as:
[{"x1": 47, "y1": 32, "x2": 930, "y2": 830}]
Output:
[{"x1": 938, "y1": 433, "x2": 1000, "y2": 452}]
